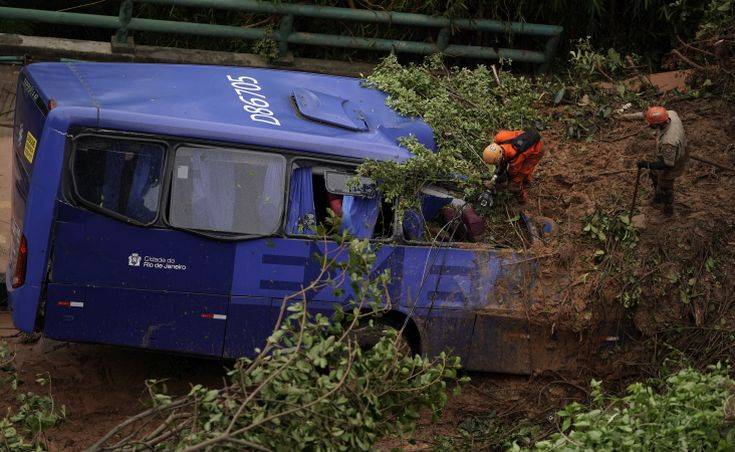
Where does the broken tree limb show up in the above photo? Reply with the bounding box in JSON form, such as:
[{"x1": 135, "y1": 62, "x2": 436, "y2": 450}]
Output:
[
  {"x1": 617, "y1": 112, "x2": 644, "y2": 120},
  {"x1": 671, "y1": 49, "x2": 706, "y2": 70},
  {"x1": 677, "y1": 36, "x2": 717, "y2": 58},
  {"x1": 594, "y1": 168, "x2": 637, "y2": 177},
  {"x1": 690, "y1": 154, "x2": 735, "y2": 173}
]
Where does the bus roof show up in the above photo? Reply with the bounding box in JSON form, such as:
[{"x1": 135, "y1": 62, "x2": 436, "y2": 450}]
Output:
[{"x1": 24, "y1": 62, "x2": 436, "y2": 162}]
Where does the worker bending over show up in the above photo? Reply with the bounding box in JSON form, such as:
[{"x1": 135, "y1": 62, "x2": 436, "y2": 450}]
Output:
[
  {"x1": 482, "y1": 129, "x2": 544, "y2": 203},
  {"x1": 636, "y1": 106, "x2": 688, "y2": 216}
]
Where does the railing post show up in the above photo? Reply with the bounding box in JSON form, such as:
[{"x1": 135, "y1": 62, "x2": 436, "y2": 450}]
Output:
[
  {"x1": 277, "y1": 14, "x2": 294, "y2": 59},
  {"x1": 115, "y1": 0, "x2": 133, "y2": 44},
  {"x1": 436, "y1": 27, "x2": 450, "y2": 52},
  {"x1": 538, "y1": 33, "x2": 560, "y2": 74}
]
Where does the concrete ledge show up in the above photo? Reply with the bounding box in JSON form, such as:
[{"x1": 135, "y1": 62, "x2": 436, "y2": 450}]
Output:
[{"x1": 0, "y1": 33, "x2": 376, "y2": 77}]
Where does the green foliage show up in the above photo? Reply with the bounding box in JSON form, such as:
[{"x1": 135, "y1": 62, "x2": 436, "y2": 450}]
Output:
[
  {"x1": 668, "y1": 0, "x2": 734, "y2": 39},
  {"x1": 0, "y1": 341, "x2": 65, "y2": 451},
  {"x1": 559, "y1": 38, "x2": 653, "y2": 140},
  {"x1": 699, "y1": 0, "x2": 734, "y2": 38},
  {"x1": 569, "y1": 37, "x2": 641, "y2": 82},
  {"x1": 532, "y1": 365, "x2": 735, "y2": 451},
  {"x1": 252, "y1": 25, "x2": 280, "y2": 61},
  {"x1": 582, "y1": 211, "x2": 641, "y2": 308},
  {"x1": 93, "y1": 229, "x2": 466, "y2": 451},
  {"x1": 358, "y1": 54, "x2": 542, "y2": 213},
  {"x1": 357, "y1": 136, "x2": 478, "y2": 214},
  {"x1": 434, "y1": 414, "x2": 540, "y2": 451},
  {"x1": 582, "y1": 211, "x2": 638, "y2": 254}
]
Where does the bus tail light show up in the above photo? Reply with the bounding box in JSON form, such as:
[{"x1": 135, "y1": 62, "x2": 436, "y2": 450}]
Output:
[{"x1": 11, "y1": 234, "x2": 27, "y2": 288}]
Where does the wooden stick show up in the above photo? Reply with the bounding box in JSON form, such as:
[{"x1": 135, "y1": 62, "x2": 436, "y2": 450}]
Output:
[
  {"x1": 677, "y1": 36, "x2": 717, "y2": 58},
  {"x1": 691, "y1": 154, "x2": 735, "y2": 173},
  {"x1": 491, "y1": 64, "x2": 501, "y2": 85},
  {"x1": 671, "y1": 49, "x2": 706, "y2": 70},
  {"x1": 629, "y1": 166, "x2": 642, "y2": 217},
  {"x1": 594, "y1": 168, "x2": 637, "y2": 177}
]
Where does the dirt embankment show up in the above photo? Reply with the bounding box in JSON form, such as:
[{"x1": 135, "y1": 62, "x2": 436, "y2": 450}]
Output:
[
  {"x1": 399, "y1": 96, "x2": 735, "y2": 447},
  {"x1": 1, "y1": 87, "x2": 734, "y2": 449}
]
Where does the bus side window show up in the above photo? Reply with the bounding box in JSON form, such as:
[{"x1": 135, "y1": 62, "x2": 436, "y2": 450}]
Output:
[
  {"x1": 285, "y1": 166, "x2": 390, "y2": 239},
  {"x1": 72, "y1": 137, "x2": 165, "y2": 225}
]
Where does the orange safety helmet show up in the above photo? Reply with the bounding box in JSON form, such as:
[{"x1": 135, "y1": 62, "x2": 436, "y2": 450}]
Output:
[
  {"x1": 645, "y1": 106, "x2": 669, "y2": 127},
  {"x1": 482, "y1": 143, "x2": 504, "y2": 165}
]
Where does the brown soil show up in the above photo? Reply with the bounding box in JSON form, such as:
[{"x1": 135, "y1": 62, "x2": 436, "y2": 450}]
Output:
[
  {"x1": 0, "y1": 317, "x2": 228, "y2": 451},
  {"x1": 1, "y1": 83, "x2": 734, "y2": 449}
]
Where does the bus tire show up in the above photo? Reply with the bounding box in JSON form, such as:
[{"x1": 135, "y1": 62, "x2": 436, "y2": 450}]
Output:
[{"x1": 354, "y1": 314, "x2": 414, "y2": 356}]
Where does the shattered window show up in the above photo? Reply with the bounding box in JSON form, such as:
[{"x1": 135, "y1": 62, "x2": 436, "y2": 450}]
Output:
[{"x1": 285, "y1": 164, "x2": 393, "y2": 239}]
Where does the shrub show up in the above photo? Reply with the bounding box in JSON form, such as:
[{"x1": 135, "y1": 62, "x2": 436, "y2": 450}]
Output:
[{"x1": 531, "y1": 365, "x2": 735, "y2": 451}]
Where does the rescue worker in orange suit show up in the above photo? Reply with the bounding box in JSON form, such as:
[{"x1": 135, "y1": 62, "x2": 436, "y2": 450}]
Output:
[
  {"x1": 635, "y1": 106, "x2": 688, "y2": 216},
  {"x1": 482, "y1": 129, "x2": 544, "y2": 203}
]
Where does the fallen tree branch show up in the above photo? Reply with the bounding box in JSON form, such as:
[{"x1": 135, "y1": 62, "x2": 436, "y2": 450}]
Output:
[
  {"x1": 671, "y1": 49, "x2": 706, "y2": 70},
  {"x1": 677, "y1": 36, "x2": 717, "y2": 58},
  {"x1": 593, "y1": 168, "x2": 637, "y2": 177},
  {"x1": 691, "y1": 154, "x2": 735, "y2": 173}
]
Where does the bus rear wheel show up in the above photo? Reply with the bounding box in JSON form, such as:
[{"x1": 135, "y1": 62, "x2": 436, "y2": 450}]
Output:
[{"x1": 353, "y1": 317, "x2": 411, "y2": 355}]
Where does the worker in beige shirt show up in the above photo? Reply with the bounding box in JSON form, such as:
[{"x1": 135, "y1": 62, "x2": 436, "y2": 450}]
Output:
[{"x1": 635, "y1": 106, "x2": 688, "y2": 216}]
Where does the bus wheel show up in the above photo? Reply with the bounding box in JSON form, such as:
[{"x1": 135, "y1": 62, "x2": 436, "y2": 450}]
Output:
[{"x1": 353, "y1": 317, "x2": 411, "y2": 355}]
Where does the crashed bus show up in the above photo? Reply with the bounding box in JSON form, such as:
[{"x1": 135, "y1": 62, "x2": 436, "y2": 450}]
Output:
[{"x1": 6, "y1": 62, "x2": 581, "y2": 375}]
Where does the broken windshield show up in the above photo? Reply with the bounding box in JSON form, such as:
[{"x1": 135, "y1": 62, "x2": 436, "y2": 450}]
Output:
[{"x1": 169, "y1": 146, "x2": 286, "y2": 235}]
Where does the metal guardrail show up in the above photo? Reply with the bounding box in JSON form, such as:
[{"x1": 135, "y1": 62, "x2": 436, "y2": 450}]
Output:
[{"x1": 0, "y1": 1, "x2": 562, "y2": 71}]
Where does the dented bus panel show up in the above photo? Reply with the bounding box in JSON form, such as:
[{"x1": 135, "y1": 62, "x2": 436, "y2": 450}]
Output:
[{"x1": 6, "y1": 62, "x2": 542, "y2": 374}]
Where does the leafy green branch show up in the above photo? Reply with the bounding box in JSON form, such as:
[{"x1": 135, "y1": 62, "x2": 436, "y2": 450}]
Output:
[
  {"x1": 90, "y1": 228, "x2": 465, "y2": 451},
  {"x1": 0, "y1": 342, "x2": 65, "y2": 451},
  {"x1": 531, "y1": 364, "x2": 735, "y2": 450},
  {"x1": 358, "y1": 54, "x2": 544, "y2": 213}
]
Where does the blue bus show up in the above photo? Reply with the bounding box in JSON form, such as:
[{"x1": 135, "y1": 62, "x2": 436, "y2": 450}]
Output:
[{"x1": 6, "y1": 62, "x2": 571, "y2": 375}]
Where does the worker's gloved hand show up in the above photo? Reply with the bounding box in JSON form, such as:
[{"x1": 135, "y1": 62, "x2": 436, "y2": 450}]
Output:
[{"x1": 637, "y1": 160, "x2": 668, "y2": 170}]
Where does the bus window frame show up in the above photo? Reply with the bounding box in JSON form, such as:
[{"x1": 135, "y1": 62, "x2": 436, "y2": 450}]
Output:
[
  {"x1": 65, "y1": 129, "x2": 405, "y2": 243},
  {"x1": 69, "y1": 133, "x2": 170, "y2": 228},
  {"x1": 167, "y1": 143, "x2": 289, "y2": 237},
  {"x1": 284, "y1": 158, "x2": 398, "y2": 243}
]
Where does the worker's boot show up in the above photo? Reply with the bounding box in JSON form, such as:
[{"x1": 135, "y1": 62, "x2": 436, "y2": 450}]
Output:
[
  {"x1": 651, "y1": 192, "x2": 663, "y2": 205},
  {"x1": 661, "y1": 191, "x2": 674, "y2": 216}
]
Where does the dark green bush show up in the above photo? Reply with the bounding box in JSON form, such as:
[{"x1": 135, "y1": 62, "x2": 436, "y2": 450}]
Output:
[{"x1": 530, "y1": 365, "x2": 735, "y2": 451}]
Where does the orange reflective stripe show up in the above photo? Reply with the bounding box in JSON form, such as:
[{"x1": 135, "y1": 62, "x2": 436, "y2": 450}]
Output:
[{"x1": 493, "y1": 129, "x2": 522, "y2": 144}]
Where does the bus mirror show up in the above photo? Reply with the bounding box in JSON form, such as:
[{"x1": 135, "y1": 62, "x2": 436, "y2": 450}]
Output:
[{"x1": 325, "y1": 171, "x2": 377, "y2": 198}]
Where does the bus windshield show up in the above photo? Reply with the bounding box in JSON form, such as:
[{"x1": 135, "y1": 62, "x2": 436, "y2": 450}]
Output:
[{"x1": 169, "y1": 146, "x2": 286, "y2": 235}]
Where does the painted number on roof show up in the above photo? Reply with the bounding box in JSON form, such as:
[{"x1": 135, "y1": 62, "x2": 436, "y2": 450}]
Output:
[{"x1": 227, "y1": 75, "x2": 281, "y2": 127}]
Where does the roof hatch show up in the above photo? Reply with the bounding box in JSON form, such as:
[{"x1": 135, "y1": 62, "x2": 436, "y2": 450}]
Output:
[{"x1": 293, "y1": 87, "x2": 368, "y2": 131}]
